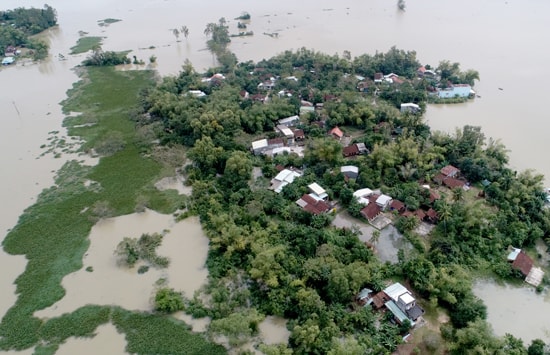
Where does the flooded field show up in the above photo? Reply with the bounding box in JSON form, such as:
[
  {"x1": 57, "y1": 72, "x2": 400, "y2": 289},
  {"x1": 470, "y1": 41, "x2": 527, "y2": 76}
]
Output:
[
  {"x1": 474, "y1": 279, "x2": 550, "y2": 343},
  {"x1": 56, "y1": 323, "x2": 128, "y2": 355},
  {"x1": 35, "y1": 211, "x2": 209, "y2": 318}
]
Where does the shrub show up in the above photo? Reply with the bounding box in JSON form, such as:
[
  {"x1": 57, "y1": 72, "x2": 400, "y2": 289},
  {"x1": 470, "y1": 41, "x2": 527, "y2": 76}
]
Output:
[{"x1": 154, "y1": 287, "x2": 184, "y2": 313}]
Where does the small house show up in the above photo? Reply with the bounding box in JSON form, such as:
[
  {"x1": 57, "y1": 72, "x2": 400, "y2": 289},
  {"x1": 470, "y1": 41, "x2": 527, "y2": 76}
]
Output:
[
  {"x1": 329, "y1": 126, "x2": 344, "y2": 140},
  {"x1": 360, "y1": 203, "x2": 381, "y2": 222},
  {"x1": 440, "y1": 165, "x2": 460, "y2": 178},
  {"x1": 437, "y1": 84, "x2": 473, "y2": 98},
  {"x1": 341, "y1": 165, "x2": 359, "y2": 179},
  {"x1": 278, "y1": 115, "x2": 300, "y2": 127},
  {"x1": 400, "y1": 103, "x2": 421, "y2": 114},
  {"x1": 374, "y1": 72, "x2": 384, "y2": 83},
  {"x1": 376, "y1": 194, "x2": 393, "y2": 210},
  {"x1": 383, "y1": 282, "x2": 424, "y2": 324},
  {"x1": 296, "y1": 194, "x2": 330, "y2": 215},
  {"x1": 390, "y1": 200, "x2": 406, "y2": 213},
  {"x1": 508, "y1": 248, "x2": 545, "y2": 287},
  {"x1": 308, "y1": 182, "x2": 328, "y2": 200},
  {"x1": 251, "y1": 139, "x2": 269, "y2": 155},
  {"x1": 270, "y1": 168, "x2": 302, "y2": 193},
  {"x1": 353, "y1": 188, "x2": 374, "y2": 205},
  {"x1": 276, "y1": 124, "x2": 294, "y2": 139},
  {"x1": 292, "y1": 129, "x2": 305, "y2": 141}
]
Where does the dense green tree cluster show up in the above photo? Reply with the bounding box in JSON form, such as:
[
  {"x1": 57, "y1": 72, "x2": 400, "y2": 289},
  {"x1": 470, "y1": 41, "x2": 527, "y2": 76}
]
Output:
[
  {"x1": 138, "y1": 47, "x2": 550, "y2": 352},
  {"x1": 0, "y1": 5, "x2": 56, "y2": 58}
]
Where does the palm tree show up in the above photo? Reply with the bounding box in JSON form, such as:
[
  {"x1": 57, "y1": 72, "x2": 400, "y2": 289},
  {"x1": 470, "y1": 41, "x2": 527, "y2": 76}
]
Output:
[
  {"x1": 435, "y1": 200, "x2": 452, "y2": 233},
  {"x1": 452, "y1": 187, "x2": 464, "y2": 202},
  {"x1": 172, "y1": 28, "x2": 180, "y2": 41},
  {"x1": 371, "y1": 230, "x2": 381, "y2": 245},
  {"x1": 181, "y1": 25, "x2": 189, "y2": 39}
]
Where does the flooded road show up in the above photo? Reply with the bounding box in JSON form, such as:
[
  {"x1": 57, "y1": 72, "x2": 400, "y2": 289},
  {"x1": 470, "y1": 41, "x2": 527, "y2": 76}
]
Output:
[{"x1": 1, "y1": 0, "x2": 550, "y2": 350}]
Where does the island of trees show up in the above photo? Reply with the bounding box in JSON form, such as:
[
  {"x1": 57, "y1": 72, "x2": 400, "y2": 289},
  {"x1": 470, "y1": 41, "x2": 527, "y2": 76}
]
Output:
[
  {"x1": 130, "y1": 33, "x2": 549, "y2": 353},
  {"x1": 0, "y1": 4, "x2": 57, "y2": 60}
]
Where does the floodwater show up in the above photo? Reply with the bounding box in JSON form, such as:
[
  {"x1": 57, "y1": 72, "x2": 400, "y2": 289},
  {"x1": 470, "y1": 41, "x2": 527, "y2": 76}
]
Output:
[
  {"x1": 35, "y1": 211, "x2": 209, "y2": 318},
  {"x1": 259, "y1": 316, "x2": 291, "y2": 345},
  {"x1": 56, "y1": 323, "x2": 128, "y2": 355},
  {"x1": 473, "y1": 279, "x2": 550, "y2": 344},
  {"x1": 1, "y1": 0, "x2": 550, "y2": 350},
  {"x1": 332, "y1": 212, "x2": 412, "y2": 263}
]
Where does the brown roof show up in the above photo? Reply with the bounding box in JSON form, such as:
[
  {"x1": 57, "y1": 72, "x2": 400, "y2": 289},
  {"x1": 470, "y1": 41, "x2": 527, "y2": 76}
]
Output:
[
  {"x1": 360, "y1": 203, "x2": 381, "y2": 221},
  {"x1": 297, "y1": 194, "x2": 330, "y2": 215},
  {"x1": 415, "y1": 209, "x2": 426, "y2": 220},
  {"x1": 512, "y1": 251, "x2": 534, "y2": 277},
  {"x1": 343, "y1": 144, "x2": 360, "y2": 156},
  {"x1": 329, "y1": 126, "x2": 344, "y2": 138},
  {"x1": 293, "y1": 129, "x2": 305, "y2": 138},
  {"x1": 372, "y1": 291, "x2": 390, "y2": 309},
  {"x1": 390, "y1": 200, "x2": 405, "y2": 212},
  {"x1": 441, "y1": 165, "x2": 460, "y2": 177},
  {"x1": 392, "y1": 77, "x2": 405, "y2": 84},
  {"x1": 429, "y1": 189, "x2": 441, "y2": 203},
  {"x1": 426, "y1": 208, "x2": 438, "y2": 220},
  {"x1": 268, "y1": 137, "x2": 284, "y2": 146},
  {"x1": 374, "y1": 72, "x2": 383, "y2": 80},
  {"x1": 443, "y1": 177, "x2": 465, "y2": 189}
]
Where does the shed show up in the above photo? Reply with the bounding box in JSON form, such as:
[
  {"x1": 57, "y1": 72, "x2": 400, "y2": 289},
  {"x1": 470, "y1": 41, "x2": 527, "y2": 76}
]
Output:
[
  {"x1": 278, "y1": 115, "x2": 300, "y2": 127},
  {"x1": 308, "y1": 182, "x2": 328, "y2": 200},
  {"x1": 376, "y1": 194, "x2": 393, "y2": 210},
  {"x1": 329, "y1": 126, "x2": 344, "y2": 139}
]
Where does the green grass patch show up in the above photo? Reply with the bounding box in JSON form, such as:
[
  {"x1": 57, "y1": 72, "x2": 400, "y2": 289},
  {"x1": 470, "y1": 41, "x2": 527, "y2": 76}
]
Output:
[
  {"x1": 70, "y1": 36, "x2": 104, "y2": 54},
  {"x1": 0, "y1": 67, "x2": 222, "y2": 352},
  {"x1": 97, "y1": 18, "x2": 122, "y2": 27}
]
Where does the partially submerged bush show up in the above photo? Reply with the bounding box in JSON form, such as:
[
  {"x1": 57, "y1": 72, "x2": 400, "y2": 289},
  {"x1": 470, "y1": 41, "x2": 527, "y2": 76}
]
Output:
[
  {"x1": 83, "y1": 48, "x2": 131, "y2": 66},
  {"x1": 114, "y1": 233, "x2": 170, "y2": 268},
  {"x1": 154, "y1": 287, "x2": 184, "y2": 313}
]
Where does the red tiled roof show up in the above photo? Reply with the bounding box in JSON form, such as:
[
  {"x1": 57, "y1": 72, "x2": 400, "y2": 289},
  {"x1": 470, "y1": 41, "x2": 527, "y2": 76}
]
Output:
[
  {"x1": 429, "y1": 190, "x2": 441, "y2": 203},
  {"x1": 441, "y1": 165, "x2": 460, "y2": 177},
  {"x1": 369, "y1": 194, "x2": 380, "y2": 204},
  {"x1": 415, "y1": 209, "x2": 426, "y2": 220},
  {"x1": 374, "y1": 72, "x2": 383, "y2": 80},
  {"x1": 360, "y1": 203, "x2": 381, "y2": 221},
  {"x1": 268, "y1": 137, "x2": 284, "y2": 146},
  {"x1": 329, "y1": 126, "x2": 344, "y2": 138},
  {"x1": 343, "y1": 144, "x2": 360, "y2": 156},
  {"x1": 512, "y1": 251, "x2": 534, "y2": 276}
]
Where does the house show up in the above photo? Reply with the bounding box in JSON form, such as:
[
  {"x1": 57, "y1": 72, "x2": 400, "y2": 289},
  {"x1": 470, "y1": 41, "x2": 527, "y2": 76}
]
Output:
[
  {"x1": 270, "y1": 168, "x2": 302, "y2": 193},
  {"x1": 251, "y1": 138, "x2": 284, "y2": 155},
  {"x1": 296, "y1": 194, "x2": 331, "y2": 215},
  {"x1": 426, "y1": 208, "x2": 438, "y2": 223},
  {"x1": 437, "y1": 84, "x2": 473, "y2": 98},
  {"x1": 376, "y1": 194, "x2": 393, "y2": 210},
  {"x1": 278, "y1": 115, "x2": 300, "y2": 127},
  {"x1": 341, "y1": 165, "x2": 359, "y2": 179},
  {"x1": 383, "y1": 282, "x2": 424, "y2": 324},
  {"x1": 276, "y1": 124, "x2": 294, "y2": 138},
  {"x1": 188, "y1": 90, "x2": 206, "y2": 97},
  {"x1": 5, "y1": 46, "x2": 17, "y2": 57},
  {"x1": 508, "y1": 249, "x2": 545, "y2": 287},
  {"x1": 442, "y1": 177, "x2": 465, "y2": 189},
  {"x1": 360, "y1": 203, "x2": 381, "y2": 222},
  {"x1": 329, "y1": 126, "x2": 344, "y2": 140},
  {"x1": 357, "y1": 81, "x2": 370, "y2": 92},
  {"x1": 353, "y1": 188, "x2": 374, "y2": 205},
  {"x1": 417, "y1": 66, "x2": 436, "y2": 78},
  {"x1": 390, "y1": 200, "x2": 406, "y2": 213},
  {"x1": 374, "y1": 72, "x2": 384, "y2": 83},
  {"x1": 400, "y1": 103, "x2": 421, "y2": 114},
  {"x1": 258, "y1": 80, "x2": 276, "y2": 90},
  {"x1": 343, "y1": 143, "x2": 368, "y2": 157},
  {"x1": 441, "y1": 165, "x2": 460, "y2": 178},
  {"x1": 292, "y1": 129, "x2": 305, "y2": 141},
  {"x1": 308, "y1": 182, "x2": 328, "y2": 200},
  {"x1": 251, "y1": 139, "x2": 269, "y2": 155}
]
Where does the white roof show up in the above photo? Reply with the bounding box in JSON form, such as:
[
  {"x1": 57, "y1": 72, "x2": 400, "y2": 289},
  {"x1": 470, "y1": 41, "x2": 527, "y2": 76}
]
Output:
[
  {"x1": 399, "y1": 293, "x2": 415, "y2": 305},
  {"x1": 188, "y1": 90, "x2": 206, "y2": 97},
  {"x1": 353, "y1": 188, "x2": 373, "y2": 198},
  {"x1": 356, "y1": 197, "x2": 369, "y2": 206},
  {"x1": 274, "y1": 169, "x2": 301, "y2": 183},
  {"x1": 376, "y1": 194, "x2": 392, "y2": 205},
  {"x1": 401, "y1": 103, "x2": 420, "y2": 109},
  {"x1": 278, "y1": 115, "x2": 300, "y2": 126},
  {"x1": 270, "y1": 147, "x2": 291, "y2": 155},
  {"x1": 2, "y1": 57, "x2": 15, "y2": 64},
  {"x1": 341, "y1": 166, "x2": 359, "y2": 174},
  {"x1": 507, "y1": 248, "x2": 521, "y2": 261},
  {"x1": 384, "y1": 283, "x2": 414, "y2": 303},
  {"x1": 276, "y1": 125, "x2": 294, "y2": 137},
  {"x1": 251, "y1": 139, "x2": 268, "y2": 150},
  {"x1": 308, "y1": 182, "x2": 326, "y2": 196}
]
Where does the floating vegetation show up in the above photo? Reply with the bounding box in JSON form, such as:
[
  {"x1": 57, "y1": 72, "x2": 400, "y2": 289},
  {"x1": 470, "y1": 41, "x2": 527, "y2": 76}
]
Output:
[{"x1": 97, "y1": 18, "x2": 122, "y2": 27}]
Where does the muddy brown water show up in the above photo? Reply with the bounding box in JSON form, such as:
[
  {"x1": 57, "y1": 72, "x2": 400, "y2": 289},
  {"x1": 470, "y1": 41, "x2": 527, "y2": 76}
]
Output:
[{"x1": 2, "y1": 0, "x2": 550, "y2": 349}]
